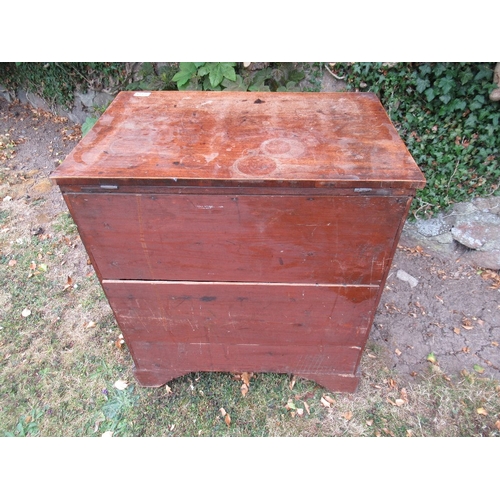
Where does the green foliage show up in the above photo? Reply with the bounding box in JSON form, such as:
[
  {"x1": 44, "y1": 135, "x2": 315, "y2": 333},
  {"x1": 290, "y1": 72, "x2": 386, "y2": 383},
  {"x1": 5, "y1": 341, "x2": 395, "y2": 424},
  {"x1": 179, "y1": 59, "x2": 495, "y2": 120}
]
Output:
[
  {"x1": 5, "y1": 408, "x2": 44, "y2": 436},
  {"x1": 0, "y1": 63, "x2": 128, "y2": 109},
  {"x1": 336, "y1": 62, "x2": 500, "y2": 217},
  {"x1": 81, "y1": 116, "x2": 98, "y2": 137},
  {"x1": 171, "y1": 62, "x2": 320, "y2": 92}
]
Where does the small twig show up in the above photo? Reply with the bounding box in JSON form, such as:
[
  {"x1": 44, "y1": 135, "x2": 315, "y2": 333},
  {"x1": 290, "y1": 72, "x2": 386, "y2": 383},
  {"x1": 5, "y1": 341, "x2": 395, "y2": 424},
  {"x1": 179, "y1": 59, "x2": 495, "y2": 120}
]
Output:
[{"x1": 324, "y1": 64, "x2": 346, "y2": 80}]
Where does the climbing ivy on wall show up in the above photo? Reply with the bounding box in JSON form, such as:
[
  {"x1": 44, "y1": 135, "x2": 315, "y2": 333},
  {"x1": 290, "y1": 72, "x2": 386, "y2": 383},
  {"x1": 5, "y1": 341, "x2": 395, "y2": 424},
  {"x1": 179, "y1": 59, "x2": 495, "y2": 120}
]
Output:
[{"x1": 0, "y1": 62, "x2": 128, "y2": 108}]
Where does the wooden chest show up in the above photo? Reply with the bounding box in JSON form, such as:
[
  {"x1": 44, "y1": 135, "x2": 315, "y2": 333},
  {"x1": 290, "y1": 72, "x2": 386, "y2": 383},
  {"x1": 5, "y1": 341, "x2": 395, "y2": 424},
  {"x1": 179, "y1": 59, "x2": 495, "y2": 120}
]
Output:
[{"x1": 51, "y1": 91, "x2": 425, "y2": 392}]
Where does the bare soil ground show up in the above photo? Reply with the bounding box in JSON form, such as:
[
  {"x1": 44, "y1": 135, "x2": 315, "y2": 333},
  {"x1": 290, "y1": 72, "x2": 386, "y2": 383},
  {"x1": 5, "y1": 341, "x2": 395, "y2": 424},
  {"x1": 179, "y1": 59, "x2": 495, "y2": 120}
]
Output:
[{"x1": 1, "y1": 98, "x2": 499, "y2": 387}]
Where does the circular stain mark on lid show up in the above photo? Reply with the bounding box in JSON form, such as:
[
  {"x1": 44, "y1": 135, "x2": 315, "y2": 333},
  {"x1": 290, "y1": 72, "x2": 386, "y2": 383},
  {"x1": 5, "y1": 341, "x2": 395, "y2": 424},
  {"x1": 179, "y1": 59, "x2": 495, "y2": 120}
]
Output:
[
  {"x1": 234, "y1": 156, "x2": 278, "y2": 176},
  {"x1": 261, "y1": 138, "x2": 305, "y2": 158}
]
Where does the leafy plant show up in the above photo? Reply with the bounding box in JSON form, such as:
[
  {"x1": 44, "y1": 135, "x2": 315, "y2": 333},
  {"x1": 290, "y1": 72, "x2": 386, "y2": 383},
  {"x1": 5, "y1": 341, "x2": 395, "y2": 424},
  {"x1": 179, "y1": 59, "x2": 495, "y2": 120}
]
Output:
[
  {"x1": 171, "y1": 62, "x2": 320, "y2": 92},
  {"x1": 5, "y1": 408, "x2": 44, "y2": 436},
  {"x1": 336, "y1": 62, "x2": 500, "y2": 218}
]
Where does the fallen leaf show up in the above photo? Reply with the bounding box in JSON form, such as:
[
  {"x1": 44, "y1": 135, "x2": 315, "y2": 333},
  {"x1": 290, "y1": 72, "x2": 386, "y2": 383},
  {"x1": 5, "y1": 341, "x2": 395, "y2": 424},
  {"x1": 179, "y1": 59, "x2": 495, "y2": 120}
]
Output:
[
  {"x1": 388, "y1": 378, "x2": 397, "y2": 389},
  {"x1": 427, "y1": 352, "x2": 437, "y2": 364},
  {"x1": 303, "y1": 401, "x2": 310, "y2": 415},
  {"x1": 395, "y1": 348, "x2": 402, "y2": 356},
  {"x1": 366, "y1": 419, "x2": 373, "y2": 426},
  {"x1": 296, "y1": 408, "x2": 304, "y2": 417},
  {"x1": 477, "y1": 319, "x2": 485, "y2": 326},
  {"x1": 224, "y1": 413, "x2": 231, "y2": 427},
  {"x1": 101, "y1": 431, "x2": 113, "y2": 437},
  {"x1": 395, "y1": 399, "x2": 405, "y2": 406},
  {"x1": 476, "y1": 407, "x2": 488, "y2": 416},
  {"x1": 495, "y1": 420, "x2": 500, "y2": 430},
  {"x1": 86, "y1": 321, "x2": 96, "y2": 329},
  {"x1": 165, "y1": 384, "x2": 172, "y2": 395},
  {"x1": 320, "y1": 397, "x2": 331, "y2": 408},
  {"x1": 400, "y1": 387, "x2": 409, "y2": 403},
  {"x1": 8, "y1": 259, "x2": 16, "y2": 267},
  {"x1": 473, "y1": 364, "x2": 485, "y2": 374},
  {"x1": 241, "y1": 372, "x2": 252, "y2": 386},
  {"x1": 462, "y1": 318, "x2": 474, "y2": 330},
  {"x1": 289, "y1": 374, "x2": 296, "y2": 390},
  {"x1": 21, "y1": 308, "x2": 31, "y2": 318},
  {"x1": 406, "y1": 429, "x2": 414, "y2": 437},
  {"x1": 63, "y1": 276, "x2": 73, "y2": 291},
  {"x1": 219, "y1": 408, "x2": 227, "y2": 417},
  {"x1": 113, "y1": 379, "x2": 128, "y2": 390},
  {"x1": 343, "y1": 411, "x2": 353, "y2": 421},
  {"x1": 462, "y1": 346, "x2": 470, "y2": 353},
  {"x1": 492, "y1": 341, "x2": 499, "y2": 347},
  {"x1": 323, "y1": 395, "x2": 335, "y2": 405},
  {"x1": 29, "y1": 261, "x2": 36, "y2": 270},
  {"x1": 453, "y1": 327, "x2": 461, "y2": 334},
  {"x1": 241, "y1": 383, "x2": 248, "y2": 397},
  {"x1": 367, "y1": 353, "x2": 377, "y2": 358}
]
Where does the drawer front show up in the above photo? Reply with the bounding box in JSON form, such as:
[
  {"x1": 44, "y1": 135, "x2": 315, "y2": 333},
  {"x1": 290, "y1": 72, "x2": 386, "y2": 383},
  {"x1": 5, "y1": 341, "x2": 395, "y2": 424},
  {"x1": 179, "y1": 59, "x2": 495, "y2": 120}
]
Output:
[
  {"x1": 67, "y1": 193, "x2": 408, "y2": 284},
  {"x1": 102, "y1": 280, "x2": 379, "y2": 348}
]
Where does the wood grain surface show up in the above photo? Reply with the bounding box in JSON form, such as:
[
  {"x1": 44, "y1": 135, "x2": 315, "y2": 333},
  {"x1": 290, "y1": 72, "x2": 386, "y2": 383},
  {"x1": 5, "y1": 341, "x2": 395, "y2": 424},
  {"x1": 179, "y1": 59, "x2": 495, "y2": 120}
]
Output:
[
  {"x1": 65, "y1": 192, "x2": 410, "y2": 283},
  {"x1": 51, "y1": 91, "x2": 425, "y2": 190}
]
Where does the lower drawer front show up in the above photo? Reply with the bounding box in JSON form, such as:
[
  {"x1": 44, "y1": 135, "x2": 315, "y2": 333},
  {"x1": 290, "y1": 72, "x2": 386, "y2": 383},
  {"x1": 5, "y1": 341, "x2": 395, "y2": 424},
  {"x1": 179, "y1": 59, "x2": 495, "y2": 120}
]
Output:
[{"x1": 103, "y1": 280, "x2": 379, "y2": 348}]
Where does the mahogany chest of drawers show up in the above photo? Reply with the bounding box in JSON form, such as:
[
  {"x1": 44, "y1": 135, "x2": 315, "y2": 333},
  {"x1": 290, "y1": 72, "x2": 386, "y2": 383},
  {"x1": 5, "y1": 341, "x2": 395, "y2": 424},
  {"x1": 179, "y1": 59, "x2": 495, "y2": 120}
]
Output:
[{"x1": 51, "y1": 91, "x2": 425, "y2": 392}]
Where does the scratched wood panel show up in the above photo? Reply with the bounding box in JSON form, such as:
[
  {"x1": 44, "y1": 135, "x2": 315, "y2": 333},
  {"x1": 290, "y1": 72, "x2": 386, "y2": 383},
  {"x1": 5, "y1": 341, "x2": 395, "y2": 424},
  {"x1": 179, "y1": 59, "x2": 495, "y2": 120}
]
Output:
[
  {"x1": 102, "y1": 280, "x2": 379, "y2": 346},
  {"x1": 50, "y1": 91, "x2": 426, "y2": 190},
  {"x1": 66, "y1": 193, "x2": 410, "y2": 283},
  {"x1": 130, "y1": 341, "x2": 361, "y2": 378}
]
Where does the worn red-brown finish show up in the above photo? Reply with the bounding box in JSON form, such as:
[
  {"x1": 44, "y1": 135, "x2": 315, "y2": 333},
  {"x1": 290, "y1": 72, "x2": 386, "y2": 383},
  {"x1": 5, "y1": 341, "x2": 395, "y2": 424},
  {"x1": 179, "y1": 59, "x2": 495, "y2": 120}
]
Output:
[
  {"x1": 64, "y1": 193, "x2": 411, "y2": 284},
  {"x1": 51, "y1": 91, "x2": 425, "y2": 393}
]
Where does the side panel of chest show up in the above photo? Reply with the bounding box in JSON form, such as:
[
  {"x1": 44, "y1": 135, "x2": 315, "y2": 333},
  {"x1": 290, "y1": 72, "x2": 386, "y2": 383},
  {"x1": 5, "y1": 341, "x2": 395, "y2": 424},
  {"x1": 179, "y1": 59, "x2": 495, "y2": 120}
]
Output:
[{"x1": 65, "y1": 193, "x2": 410, "y2": 284}]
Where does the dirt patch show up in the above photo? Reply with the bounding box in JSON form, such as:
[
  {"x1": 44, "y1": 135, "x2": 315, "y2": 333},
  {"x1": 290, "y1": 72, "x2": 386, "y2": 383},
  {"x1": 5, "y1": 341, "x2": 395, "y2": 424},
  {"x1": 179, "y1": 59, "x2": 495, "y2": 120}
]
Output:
[{"x1": 1, "y1": 96, "x2": 499, "y2": 385}]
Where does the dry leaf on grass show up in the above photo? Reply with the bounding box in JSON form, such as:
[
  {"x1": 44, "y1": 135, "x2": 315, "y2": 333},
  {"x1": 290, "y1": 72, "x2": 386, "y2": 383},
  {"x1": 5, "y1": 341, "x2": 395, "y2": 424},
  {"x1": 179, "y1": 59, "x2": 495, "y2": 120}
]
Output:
[
  {"x1": 241, "y1": 383, "x2": 248, "y2": 397},
  {"x1": 113, "y1": 379, "x2": 128, "y2": 390},
  {"x1": 495, "y1": 420, "x2": 500, "y2": 430},
  {"x1": 101, "y1": 431, "x2": 113, "y2": 437},
  {"x1": 289, "y1": 374, "x2": 296, "y2": 390},
  {"x1": 343, "y1": 411, "x2": 353, "y2": 421},
  {"x1": 323, "y1": 395, "x2": 335, "y2": 405},
  {"x1": 241, "y1": 372, "x2": 252, "y2": 386},
  {"x1": 303, "y1": 401, "x2": 310, "y2": 415},
  {"x1": 320, "y1": 397, "x2": 331, "y2": 408},
  {"x1": 476, "y1": 407, "x2": 488, "y2": 416}
]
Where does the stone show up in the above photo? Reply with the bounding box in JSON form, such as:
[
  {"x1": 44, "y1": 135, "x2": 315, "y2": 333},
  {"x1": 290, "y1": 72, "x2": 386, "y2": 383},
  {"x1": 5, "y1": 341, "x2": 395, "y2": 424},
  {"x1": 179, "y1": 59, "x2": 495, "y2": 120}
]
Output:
[
  {"x1": 414, "y1": 213, "x2": 454, "y2": 237},
  {"x1": 396, "y1": 269, "x2": 419, "y2": 288},
  {"x1": 451, "y1": 213, "x2": 500, "y2": 250}
]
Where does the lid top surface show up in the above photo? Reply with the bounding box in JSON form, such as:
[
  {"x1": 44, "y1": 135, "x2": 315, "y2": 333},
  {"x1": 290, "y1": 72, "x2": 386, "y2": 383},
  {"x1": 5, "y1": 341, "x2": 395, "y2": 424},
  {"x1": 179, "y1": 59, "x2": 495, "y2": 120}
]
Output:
[{"x1": 52, "y1": 91, "x2": 425, "y2": 188}]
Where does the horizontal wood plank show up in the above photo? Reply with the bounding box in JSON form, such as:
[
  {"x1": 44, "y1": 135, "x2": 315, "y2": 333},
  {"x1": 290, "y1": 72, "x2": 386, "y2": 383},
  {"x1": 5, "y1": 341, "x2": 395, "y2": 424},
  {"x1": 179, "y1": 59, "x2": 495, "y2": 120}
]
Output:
[
  {"x1": 103, "y1": 280, "x2": 379, "y2": 348},
  {"x1": 67, "y1": 193, "x2": 410, "y2": 283}
]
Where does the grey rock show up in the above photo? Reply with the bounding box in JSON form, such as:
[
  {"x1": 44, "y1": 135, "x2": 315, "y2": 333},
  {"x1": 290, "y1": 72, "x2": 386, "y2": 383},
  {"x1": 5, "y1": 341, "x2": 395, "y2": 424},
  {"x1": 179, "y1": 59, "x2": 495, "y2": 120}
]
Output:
[
  {"x1": 396, "y1": 269, "x2": 419, "y2": 288},
  {"x1": 76, "y1": 90, "x2": 96, "y2": 109},
  {"x1": 415, "y1": 213, "x2": 454, "y2": 237},
  {"x1": 451, "y1": 212, "x2": 500, "y2": 250}
]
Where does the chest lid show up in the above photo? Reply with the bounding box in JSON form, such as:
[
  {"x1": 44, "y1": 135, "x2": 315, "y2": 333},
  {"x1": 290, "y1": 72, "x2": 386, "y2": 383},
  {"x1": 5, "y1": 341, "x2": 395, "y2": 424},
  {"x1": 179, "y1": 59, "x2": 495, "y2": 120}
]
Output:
[{"x1": 51, "y1": 91, "x2": 425, "y2": 190}]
